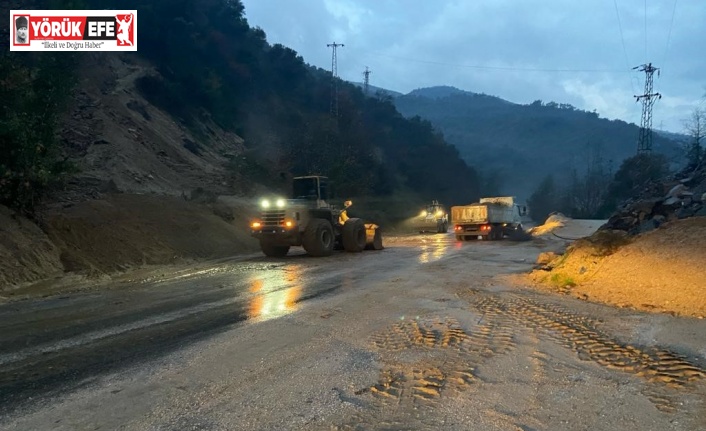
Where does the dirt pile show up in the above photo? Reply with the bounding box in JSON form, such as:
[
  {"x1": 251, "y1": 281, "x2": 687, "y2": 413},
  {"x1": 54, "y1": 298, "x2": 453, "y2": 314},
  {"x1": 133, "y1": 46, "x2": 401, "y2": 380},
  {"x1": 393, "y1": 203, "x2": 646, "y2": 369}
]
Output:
[
  {"x1": 527, "y1": 213, "x2": 569, "y2": 236},
  {"x1": 528, "y1": 217, "x2": 706, "y2": 318},
  {"x1": 525, "y1": 167, "x2": 706, "y2": 317},
  {"x1": 1, "y1": 194, "x2": 260, "y2": 299},
  {"x1": 1, "y1": 52, "x2": 264, "y2": 294},
  {"x1": 45, "y1": 194, "x2": 260, "y2": 273},
  {"x1": 0, "y1": 206, "x2": 64, "y2": 292}
]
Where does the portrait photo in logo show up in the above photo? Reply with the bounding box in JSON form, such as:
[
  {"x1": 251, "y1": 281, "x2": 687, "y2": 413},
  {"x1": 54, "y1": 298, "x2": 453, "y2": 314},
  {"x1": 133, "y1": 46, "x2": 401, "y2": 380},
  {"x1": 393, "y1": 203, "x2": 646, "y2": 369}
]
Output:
[{"x1": 14, "y1": 15, "x2": 29, "y2": 45}]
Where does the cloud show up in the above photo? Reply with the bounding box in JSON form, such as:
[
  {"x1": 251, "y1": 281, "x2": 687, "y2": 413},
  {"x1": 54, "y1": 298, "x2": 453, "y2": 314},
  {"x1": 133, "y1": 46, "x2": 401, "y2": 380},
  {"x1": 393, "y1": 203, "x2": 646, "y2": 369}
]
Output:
[
  {"x1": 561, "y1": 78, "x2": 641, "y2": 124},
  {"x1": 241, "y1": 0, "x2": 706, "y2": 133}
]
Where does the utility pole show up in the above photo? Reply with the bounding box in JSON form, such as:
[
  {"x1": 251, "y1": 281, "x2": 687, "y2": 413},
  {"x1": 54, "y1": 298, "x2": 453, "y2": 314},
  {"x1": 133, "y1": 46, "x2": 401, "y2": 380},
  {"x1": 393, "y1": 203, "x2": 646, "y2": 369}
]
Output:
[
  {"x1": 633, "y1": 63, "x2": 661, "y2": 154},
  {"x1": 327, "y1": 42, "x2": 344, "y2": 118},
  {"x1": 363, "y1": 66, "x2": 371, "y2": 95}
]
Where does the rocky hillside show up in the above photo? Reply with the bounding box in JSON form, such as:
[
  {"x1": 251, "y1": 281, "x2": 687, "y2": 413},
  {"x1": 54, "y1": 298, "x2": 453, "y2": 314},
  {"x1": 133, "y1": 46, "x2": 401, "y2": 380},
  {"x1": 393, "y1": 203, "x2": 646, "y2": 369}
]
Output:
[
  {"x1": 1, "y1": 51, "x2": 262, "y2": 294},
  {"x1": 527, "y1": 164, "x2": 706, "y2": 318},
  {"x1": 57, "y1": 54, "x2": 246, "y2": 203}
]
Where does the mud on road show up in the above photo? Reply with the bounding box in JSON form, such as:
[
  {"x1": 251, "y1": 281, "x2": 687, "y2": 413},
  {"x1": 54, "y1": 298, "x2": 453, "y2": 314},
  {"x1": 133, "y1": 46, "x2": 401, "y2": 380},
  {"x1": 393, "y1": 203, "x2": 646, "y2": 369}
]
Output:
[{"x1": 1, "y1": 233, "x2": 705, "y2": 430}]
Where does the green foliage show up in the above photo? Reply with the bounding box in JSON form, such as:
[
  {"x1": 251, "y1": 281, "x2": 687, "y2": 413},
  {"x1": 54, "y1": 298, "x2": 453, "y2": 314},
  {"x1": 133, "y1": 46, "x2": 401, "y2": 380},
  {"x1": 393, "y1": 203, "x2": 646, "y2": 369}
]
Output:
[
  {"x1": 560, "y1": 144, "x2": 613, "y2": 218},
  {"x1": 685, "y1": 141, "x2": 703, "y2": 170},
  {"x1": 393, "y1": 89, "x2": 682, "y2": 200},
  {"x1": 549, "y1": 273, "x2": 576, "y2": 288},
  {"x1": 683, "y1": 108, "x2": 705, "y2": 171},
  {"x1": 0, "y1": 52, "x2": 78, "y2": 214},
  {"x1": 526, "y1": 151, "x2": 671, "y2": 221},
  {"x1": 84, "y1": 0, "x2": 481, "y2": 202},
  {"x1": 609, "y1": 153, "x2": 669, "y2": 202},
  {"x1": 527, "y1": 175, "x2": 558, "y2": 223}
]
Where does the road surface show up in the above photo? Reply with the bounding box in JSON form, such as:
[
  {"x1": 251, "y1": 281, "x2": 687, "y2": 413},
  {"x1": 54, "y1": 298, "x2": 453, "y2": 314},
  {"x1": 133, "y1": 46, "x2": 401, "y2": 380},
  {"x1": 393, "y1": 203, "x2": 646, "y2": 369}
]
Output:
[{"x1": 1, "y1": 230, "x2": 705, "y2": 430}]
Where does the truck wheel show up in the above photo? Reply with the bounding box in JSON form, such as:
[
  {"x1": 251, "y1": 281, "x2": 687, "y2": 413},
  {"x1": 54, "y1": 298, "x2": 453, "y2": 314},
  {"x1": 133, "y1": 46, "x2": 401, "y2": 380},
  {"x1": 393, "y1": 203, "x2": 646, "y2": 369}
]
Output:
[
  {"x1": 302, "y1": 219, "x2": 334, "y2": 257},
  {"x1": 442, "y1": 221, "x2": 448, "y2": 233},
  {"x1": 365, "y1": 228, "x2": 384, "y2": 250},
  {"x1": 488, "y1": 227, "x2": 500, "y2": 240},
  {"x1": 260, "y1": 241, "x2": 290, "y2": 257},
  {"x1": 342, "y1": 218, "x2": 366, "y2": 252}
]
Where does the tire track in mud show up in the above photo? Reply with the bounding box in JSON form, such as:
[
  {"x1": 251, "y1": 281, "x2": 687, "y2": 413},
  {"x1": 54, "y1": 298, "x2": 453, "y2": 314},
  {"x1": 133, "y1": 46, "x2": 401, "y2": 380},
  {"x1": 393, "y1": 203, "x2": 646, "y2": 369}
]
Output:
[
  {"x1": 367, "y1": 318, "x2": 485, "y2": 401},
  {"x1": 469, "y1": 293, "x2": 706, "y2": 413},
  {"x1": 329, "y1": 317, "x2": 521, "y2": 430},
  {"x1": 327, "y1": 291, "x2": 705, "y2": 429}
]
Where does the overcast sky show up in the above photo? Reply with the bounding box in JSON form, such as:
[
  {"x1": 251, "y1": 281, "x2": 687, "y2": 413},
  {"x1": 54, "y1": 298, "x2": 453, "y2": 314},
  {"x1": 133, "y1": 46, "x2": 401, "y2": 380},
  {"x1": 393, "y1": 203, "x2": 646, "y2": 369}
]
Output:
[{"x1": 241, "y1": 0, "x2": 705, "y2": 134}]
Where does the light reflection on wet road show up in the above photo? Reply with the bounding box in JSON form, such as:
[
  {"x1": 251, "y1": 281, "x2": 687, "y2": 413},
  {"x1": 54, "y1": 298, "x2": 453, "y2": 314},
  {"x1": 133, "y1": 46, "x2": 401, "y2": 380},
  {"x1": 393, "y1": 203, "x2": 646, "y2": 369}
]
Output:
[{"x1": 0, "y1": 233, "x2": 461, "y2": 415}]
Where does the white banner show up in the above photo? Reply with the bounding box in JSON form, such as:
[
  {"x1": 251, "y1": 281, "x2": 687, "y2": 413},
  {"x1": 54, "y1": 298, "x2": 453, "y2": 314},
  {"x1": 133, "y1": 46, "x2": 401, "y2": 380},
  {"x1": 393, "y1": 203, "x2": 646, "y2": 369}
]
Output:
[{"x1": 10, "y1": 10, "x2": 137, "y2": 51}]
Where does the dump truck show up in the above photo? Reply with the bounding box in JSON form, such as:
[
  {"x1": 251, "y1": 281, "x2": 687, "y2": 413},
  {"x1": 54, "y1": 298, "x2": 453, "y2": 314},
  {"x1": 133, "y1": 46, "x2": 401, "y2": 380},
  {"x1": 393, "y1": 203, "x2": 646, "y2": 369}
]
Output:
[
  {"x1": 250, "y1": 176, "x2": 383, "y2": 257},
  {"x1": 451, "y1": 197, "x2": 526, "y2": 241},
  {"x1": 412, "y1": 200, "x2": 449, "y2": 233}
]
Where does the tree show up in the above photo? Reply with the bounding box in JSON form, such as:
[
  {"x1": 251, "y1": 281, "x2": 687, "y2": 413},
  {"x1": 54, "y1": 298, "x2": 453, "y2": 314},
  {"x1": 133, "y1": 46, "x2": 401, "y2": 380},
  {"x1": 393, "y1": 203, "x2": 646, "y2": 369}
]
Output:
[
  {"x1": 563, "y1": 143, "x2": 612, "y2": 218},
  {"x1": 609, "y1": 153, "x2": 669, "y2": 203},
  {"x1": 0, "y1": 52, "x2": 77, "y2": 215},
  {"x1": 527, "y1": 175, "x2": 558, "y2": 223},
  {"x1": 683, "y1": 108, "x2": 705, "y2": 171}
]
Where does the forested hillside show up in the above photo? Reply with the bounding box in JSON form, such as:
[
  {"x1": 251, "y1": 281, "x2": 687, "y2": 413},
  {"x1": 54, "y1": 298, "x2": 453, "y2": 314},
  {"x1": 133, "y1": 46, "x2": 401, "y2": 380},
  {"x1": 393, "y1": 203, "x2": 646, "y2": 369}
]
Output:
[
  {"x1": 89, "y1": 0, "x2": 481, "y2": 204},
  {"x1": 393, "y1": 86, "x2": 683, "y2": 199},
  {"x1": 2, "y1": 0, "x2": 483, "y2": 216}
]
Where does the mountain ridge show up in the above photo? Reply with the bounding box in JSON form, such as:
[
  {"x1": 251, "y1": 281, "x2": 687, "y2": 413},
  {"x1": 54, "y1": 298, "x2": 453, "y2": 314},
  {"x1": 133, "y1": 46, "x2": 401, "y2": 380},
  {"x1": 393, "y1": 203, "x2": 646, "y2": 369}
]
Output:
[{"x1": 389, "y1": 85, "x2": 684, "y2": 199}]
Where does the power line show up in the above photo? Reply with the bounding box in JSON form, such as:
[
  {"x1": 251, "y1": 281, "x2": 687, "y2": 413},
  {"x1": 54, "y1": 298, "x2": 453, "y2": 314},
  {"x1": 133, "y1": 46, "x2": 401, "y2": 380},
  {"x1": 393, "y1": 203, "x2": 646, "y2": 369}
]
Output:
[
  {"x1": 613, "y1": 0, "x2": 637, "y2": 94},
  {"x1": 362, "y1": 51, "x2": 631, "y2": 73},
  {"x1": 661, "y1": 0, "x2": 678, "y2": 67},
  {"x1": 644, "y1": 0, "x2": 648, "y2": 62}
]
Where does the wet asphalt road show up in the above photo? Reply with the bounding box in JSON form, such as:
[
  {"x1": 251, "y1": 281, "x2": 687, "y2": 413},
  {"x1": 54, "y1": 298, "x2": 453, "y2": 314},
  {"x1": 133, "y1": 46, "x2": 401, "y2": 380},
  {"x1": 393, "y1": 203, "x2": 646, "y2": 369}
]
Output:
[
  {"x1": 2, "y1": 231, "x2": 706, "y2": 431},
  {"x1": 0, "y1": 234, "x2": 457, "y2": 417}
]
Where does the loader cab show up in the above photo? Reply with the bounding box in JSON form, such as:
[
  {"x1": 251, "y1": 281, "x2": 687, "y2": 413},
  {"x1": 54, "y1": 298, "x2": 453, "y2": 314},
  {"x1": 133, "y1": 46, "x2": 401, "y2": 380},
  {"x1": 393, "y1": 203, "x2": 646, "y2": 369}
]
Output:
[
  {"x1": 292, "y1": 175, "x2": 333, "y2": 210},
  {"x1": 424, "y1": 200, "x2": 447, "y2": 220}
]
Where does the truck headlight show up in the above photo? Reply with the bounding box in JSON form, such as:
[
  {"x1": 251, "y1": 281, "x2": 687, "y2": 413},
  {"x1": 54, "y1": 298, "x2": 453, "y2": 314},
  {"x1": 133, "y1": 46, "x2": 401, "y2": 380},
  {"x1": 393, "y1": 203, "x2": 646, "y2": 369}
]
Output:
[
  {"x1": 276, "y1": 199, "x2": 286, "y2": 208},
  {"x1": 261, "y1": 199, "x2": 270, "y2": 208}
]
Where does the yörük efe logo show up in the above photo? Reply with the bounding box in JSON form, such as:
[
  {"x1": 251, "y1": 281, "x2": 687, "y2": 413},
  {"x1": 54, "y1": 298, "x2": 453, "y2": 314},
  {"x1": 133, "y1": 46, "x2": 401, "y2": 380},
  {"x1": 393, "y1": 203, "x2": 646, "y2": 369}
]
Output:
[{"x1": 10, "y1": 10, "x2": 137, "y2": 51}]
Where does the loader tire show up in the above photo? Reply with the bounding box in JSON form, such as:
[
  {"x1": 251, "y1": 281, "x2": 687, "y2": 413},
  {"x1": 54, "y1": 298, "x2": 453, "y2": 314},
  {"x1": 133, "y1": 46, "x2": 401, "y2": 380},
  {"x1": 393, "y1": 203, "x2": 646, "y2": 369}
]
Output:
[
  {"x1": 365, "y1": 228, "x2": 384, "y2": 250},
  {"x1": 342, "y1": 218, "x2": 366, "y2": 252},
  {"x1": 302, "y1": 219, "x2": 334, "y2": 257},
  {"x1": 260, "y1": 241, "x2": 290, "y2": 257}
]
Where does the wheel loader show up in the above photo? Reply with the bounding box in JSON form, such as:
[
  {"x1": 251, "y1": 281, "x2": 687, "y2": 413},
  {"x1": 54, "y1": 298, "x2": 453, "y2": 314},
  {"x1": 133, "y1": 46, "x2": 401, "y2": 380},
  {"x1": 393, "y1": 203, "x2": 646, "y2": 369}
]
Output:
[
  {"x1": 412, "y1": 200, "x2": 449, "y2": 233},
  {"x1": 250, "y1": 176, "x2": 383, "y2": 257}
]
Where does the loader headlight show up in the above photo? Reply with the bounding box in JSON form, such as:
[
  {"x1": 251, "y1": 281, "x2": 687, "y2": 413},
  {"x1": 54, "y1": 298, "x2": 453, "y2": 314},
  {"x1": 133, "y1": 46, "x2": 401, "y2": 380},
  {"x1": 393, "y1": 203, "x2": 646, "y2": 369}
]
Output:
[
  {"x1": 435, "y1": 211, "x2": 443, "y2": 217},
  {"x1": 276, "y1": 198, "x2": 286, "y2": 208},
  {"x1": 261, "y1": 199, "x2": 270, "y2": 208},
  {"x1": 420, "y1": 210, "x2": 427, "y2": 217}
]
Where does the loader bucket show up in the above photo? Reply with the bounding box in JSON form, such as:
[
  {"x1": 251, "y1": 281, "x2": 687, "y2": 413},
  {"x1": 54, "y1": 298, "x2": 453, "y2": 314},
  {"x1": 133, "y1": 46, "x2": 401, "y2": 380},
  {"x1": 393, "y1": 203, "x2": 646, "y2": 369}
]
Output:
[{"x1": 364, "y1": 223, "x2": 384, "y2": 250}]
